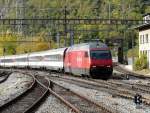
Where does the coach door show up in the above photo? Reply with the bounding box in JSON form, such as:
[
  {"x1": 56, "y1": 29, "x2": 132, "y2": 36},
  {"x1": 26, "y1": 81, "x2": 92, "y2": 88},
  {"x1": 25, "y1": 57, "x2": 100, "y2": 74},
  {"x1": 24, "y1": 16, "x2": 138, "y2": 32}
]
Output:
[{"x1": 83, "y1": 51, "x2": 89, "y2": 75}]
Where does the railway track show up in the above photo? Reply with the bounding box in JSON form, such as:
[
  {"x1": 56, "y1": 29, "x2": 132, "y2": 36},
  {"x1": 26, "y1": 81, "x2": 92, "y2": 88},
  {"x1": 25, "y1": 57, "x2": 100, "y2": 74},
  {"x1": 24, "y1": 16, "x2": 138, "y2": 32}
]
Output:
[
  {"x1": 48, "y1": 73, "x2": 150, "y2": 106},
  {"x1": 0, "y1": 71, "x2": 12, "y2": 83},
  {"x1": 47, "y1": 79, "x2": 115, "y2": 113},
  {"x1": 1, "y1": 67, "x2": 150, "y2": 112},
  {"x1": 31, "y1": 71, "x2": 115, "y2": 113},
  {"x1": 47, "y1": 76, "x2": 119, "y2": 113},
  {"x1": 0, "y1": 70, "x2": 117, "y2": 113},
  {"x1": 0, "y1": 72, "x2": 50, "y2": 113},
  {"x1": 90, "y1": 77, "x2": 150, "y2": 95}
]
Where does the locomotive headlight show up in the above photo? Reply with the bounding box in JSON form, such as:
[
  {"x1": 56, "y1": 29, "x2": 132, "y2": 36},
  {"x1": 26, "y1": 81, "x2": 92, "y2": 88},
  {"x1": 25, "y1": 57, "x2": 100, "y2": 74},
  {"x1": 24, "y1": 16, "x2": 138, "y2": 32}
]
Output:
[
  {"x1": 106, "y1": 65, "x2": 111, "y2": 67},
  {"x1": 92, "y1": 66, "x2": 96, "y2": 67}
]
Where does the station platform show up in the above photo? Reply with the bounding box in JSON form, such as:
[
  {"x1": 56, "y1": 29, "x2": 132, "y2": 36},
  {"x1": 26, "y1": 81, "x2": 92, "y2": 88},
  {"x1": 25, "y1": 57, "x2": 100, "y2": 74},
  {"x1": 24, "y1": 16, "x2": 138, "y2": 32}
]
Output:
[{"x1": 114, "y1": 62, "x2": 150, "y2": 77}]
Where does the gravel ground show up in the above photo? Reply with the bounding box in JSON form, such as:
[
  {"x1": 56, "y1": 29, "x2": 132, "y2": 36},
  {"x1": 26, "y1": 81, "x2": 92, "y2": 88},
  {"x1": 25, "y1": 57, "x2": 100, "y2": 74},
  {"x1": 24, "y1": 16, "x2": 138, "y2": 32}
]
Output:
[
  {"x1": 122, "y1": 79, "x2": 150, "y2": 85},
  {"x1": 52, "y1": 79, "x2": 150, "y2": 113},
  {"x1": 35, "y1": 95, "x2": 75, "y2": 113},
  {"x1": 0, "y1": 72, "x2": 33, "y2": 106}
]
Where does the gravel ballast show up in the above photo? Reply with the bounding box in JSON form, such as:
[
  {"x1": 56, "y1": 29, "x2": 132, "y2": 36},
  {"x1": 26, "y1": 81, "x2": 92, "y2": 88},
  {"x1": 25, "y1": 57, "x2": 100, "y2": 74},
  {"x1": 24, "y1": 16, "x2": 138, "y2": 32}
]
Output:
[
  {"x1": 0, "y1": 72, "x2": 33, "y2": 106},
  {"x1": 52, "y1": 79, "x2": 150, "y2": 113},
  {"x1": 35, "y1": 95, "x2": 75, "y2": 113}
]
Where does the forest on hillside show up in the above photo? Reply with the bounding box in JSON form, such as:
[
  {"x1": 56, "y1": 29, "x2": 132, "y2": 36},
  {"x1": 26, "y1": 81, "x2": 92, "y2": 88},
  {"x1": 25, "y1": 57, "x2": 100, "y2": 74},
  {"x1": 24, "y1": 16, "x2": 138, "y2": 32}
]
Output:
[{"x1": 0, "y1": 0, "x2": 149, "y2": 55}]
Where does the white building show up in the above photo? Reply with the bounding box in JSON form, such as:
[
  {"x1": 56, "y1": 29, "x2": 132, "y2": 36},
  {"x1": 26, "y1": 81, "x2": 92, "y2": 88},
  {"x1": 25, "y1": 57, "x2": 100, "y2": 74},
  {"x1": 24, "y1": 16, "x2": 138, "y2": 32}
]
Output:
[{"x1": 136, "y1": 13, "x2": 150, "y2": 69}]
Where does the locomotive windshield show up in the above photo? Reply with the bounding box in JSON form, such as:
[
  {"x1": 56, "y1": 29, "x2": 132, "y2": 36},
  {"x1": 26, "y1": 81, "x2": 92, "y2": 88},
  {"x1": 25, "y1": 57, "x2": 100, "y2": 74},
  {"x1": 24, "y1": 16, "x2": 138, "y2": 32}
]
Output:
[{"x1": 90, "y1": 50, "x2": 111, "y2": 59}]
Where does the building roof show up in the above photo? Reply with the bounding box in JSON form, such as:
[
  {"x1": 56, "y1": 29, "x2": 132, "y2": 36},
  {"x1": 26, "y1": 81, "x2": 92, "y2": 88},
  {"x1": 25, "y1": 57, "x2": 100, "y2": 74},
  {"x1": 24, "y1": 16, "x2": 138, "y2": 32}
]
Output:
[
  {"x1": 143, "y1": 13, "x2": 150, "y2": 17},
  {"x1": 134, "y1": 23, "x2": 150, "y2": 31}
]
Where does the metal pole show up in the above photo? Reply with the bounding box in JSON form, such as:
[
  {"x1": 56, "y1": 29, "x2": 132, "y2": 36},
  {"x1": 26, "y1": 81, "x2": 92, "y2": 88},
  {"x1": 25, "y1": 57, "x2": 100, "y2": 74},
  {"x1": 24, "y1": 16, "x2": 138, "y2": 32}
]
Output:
[
  {"x1": 56, "y1": 32, "x2": 60, "y2": 48},
  {"x1": 64, "y1": 6, "x2": 67, "y2": 47},
  {"x1": 3, "y1": 48, "x2": 5, "y2": 68},
  {"x1": 16, "y1": 0, "x2": 25, "y2": 35},
  {"x1": 131, "y1": 30, "x2": 134, "y2": 69},
  {"x1": 70, "y1": 31, "x2": 74, "y2": 46},
  {"x1": 108, "y1": 0, "x2": 111, "y2": 20}
]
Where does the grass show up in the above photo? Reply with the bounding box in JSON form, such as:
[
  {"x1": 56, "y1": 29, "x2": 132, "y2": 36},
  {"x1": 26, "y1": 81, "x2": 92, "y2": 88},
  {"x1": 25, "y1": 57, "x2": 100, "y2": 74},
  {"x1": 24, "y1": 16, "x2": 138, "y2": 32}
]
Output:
[{"x1": 134, "y1": 69, "x2": 150, "y2": 75}]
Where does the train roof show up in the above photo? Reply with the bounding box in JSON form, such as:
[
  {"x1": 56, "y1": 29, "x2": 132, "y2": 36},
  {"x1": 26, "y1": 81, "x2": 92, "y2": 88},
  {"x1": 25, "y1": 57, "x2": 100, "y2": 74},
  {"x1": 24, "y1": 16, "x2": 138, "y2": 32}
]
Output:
[
  {"x1": 0, "y1": 47, "x2": 67, "y2": 59},
  {"x1": 29, "y1": 47, "x2": 67, "y2": 56},
  {"x1": 0, "y1": 54, "x2": 28, "y2": 60},
  {"x1": 68, "y1": 42, "x2": 108, "y2": 51},
  {"x1": 73, "y1": 42, "x2": 107, "y2": 48}
]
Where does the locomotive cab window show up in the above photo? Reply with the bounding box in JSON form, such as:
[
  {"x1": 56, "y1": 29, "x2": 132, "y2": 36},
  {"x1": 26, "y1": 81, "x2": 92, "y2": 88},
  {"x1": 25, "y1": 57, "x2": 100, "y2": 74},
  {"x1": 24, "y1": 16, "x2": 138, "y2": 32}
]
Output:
[{"x1": 90, "y1": 50, "x2": 111, "y2": 59}]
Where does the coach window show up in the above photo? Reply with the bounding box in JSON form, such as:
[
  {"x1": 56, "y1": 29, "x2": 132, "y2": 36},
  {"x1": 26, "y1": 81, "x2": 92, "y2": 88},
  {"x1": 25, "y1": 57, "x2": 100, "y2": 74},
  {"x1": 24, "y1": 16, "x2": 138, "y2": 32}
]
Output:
[
  {"x1": 60, "y1": 55, "x2": 62, "y2": 61},
  {"x1": 2, "y1": 59, "x2": 12, "y2": 63},
  {"x1": 51, "y1": 55, "x2": 54, "y2": 61},
  {"x1": 47, "y1": 55, "x2": 52, "y2": 61},
  {"x1": 54, "y1": 55, "x2": 57, "y2": 61},
  {"x1": 17, "y1": 58, "x2": 26, "y2": 62},
  {"x1": 58, "y1": 55, "x2": 60, "y2": 61},
  {"x1": 54, "y1": 55, "x2": 56, "y2": 61},
  {"x1": 52, "y1": 55, "x2": 55, "y2": 60},
  {"x1": 47, "y1": 55, "x2": 51, "y2": 61},
  {"x1": 55, "y1": 55, "x2": 58, "y2": 61},
  {"x1": 30, "y1": 56, "x2": 36, "y2": 61},
  {"x1": 55, "y1": 55, "x2": 57, "y2": 61},
  {"x1": 58, "y1": 55, "x2": 59, "y2": 60}
]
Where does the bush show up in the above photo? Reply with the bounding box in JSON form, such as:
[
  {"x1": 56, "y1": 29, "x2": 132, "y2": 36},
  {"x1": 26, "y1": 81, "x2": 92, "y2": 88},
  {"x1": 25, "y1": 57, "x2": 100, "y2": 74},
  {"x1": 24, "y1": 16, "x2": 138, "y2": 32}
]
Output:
[
  {"x1": 134, "y1": 54, "x2": 148, "y2": 70},
  {"x1": 127, "y1": 46, "x2": 139, "y2": 57}
]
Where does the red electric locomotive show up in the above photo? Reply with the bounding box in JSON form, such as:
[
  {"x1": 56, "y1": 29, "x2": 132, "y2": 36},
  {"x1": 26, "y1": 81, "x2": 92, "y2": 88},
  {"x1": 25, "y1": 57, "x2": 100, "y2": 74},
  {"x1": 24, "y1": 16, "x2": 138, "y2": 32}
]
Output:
[{"x1": 64, "y1": 42, "x2": 113, "y2": 79}]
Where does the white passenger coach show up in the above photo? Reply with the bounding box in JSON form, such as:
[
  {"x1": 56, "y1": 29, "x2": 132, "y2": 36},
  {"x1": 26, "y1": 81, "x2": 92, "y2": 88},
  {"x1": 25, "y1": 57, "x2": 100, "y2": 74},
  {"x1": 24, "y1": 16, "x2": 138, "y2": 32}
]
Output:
[{"x1": 0, "y1": 48, "x2": 67, "y2": 71}]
